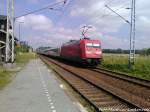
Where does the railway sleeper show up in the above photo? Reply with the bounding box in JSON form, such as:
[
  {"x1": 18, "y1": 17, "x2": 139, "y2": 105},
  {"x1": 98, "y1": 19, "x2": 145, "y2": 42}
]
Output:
[
  {"x1": 81, "y1": 90, "x2": 103, "y2": 94},
  {"x1": 77, "y1": 88, "x2": 99, "y2": 92},
  {"x1": 75, "y1": 86, "x2": 95, "y2": 89},
  {"x1": 99, "y1": 103, "x2": 132, "y2": 112},
  {"x1": 89, "y1": 96, "x2": 113, "y2": 102},
  {"x1": 74, "y1": 85, "x2": 94, "y2": 88},
  {"x1": 70, "y1": 82, "x2": 92, "y2": 86},
  {"x1": 86, "y1": 94, "x2": 108, "y2": 98},
  {"x1": 95, "y1": 100, "x2": 120, "y2": 108}
]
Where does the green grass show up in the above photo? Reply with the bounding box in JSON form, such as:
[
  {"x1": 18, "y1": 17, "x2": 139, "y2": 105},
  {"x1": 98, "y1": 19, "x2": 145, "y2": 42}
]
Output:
[
  {"x1": 0, "y1": 67, "x2": 11, "y2": 89},
  {"x1": 15, "y1": 52, "x2": 36, "y2": 67},
  {"x1": 0, "y1": 53, "x2": 36, "y2": 89},
  {"x1": 99, "y1": 54, "x2": 150, "y2": 80}
]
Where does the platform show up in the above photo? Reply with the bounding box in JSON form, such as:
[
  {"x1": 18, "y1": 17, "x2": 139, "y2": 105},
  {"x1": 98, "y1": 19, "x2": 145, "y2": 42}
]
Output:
[{"x1": 0, "y1": 59, "x2": 82, "y2": 112}]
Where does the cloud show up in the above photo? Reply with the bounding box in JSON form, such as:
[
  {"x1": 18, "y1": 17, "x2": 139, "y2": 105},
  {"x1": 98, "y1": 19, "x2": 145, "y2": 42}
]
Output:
[
  {"x1": 70, "y1": 0, "x2": 130, "y2": 32},
  {"x1": 137, "y1": 16, "x2": 150, "y2": 34},
  {"x1": 17, "y1": 14, "x2": 53, "y2": 32},
  {"x1": 28, "y1": 27, "x2": 80, "y2": 48},
  {"x1": 16, "y1": 14, "x2": 81, "y2": 48},
  {"x1": 69, "y1": 0, "x2": 150, "y2": 49}
]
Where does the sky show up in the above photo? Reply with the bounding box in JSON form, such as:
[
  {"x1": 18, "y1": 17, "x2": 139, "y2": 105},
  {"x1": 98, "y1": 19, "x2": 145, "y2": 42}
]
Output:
[{"x1": 0, "y1": 0, "x2": 150, "y2": 49}]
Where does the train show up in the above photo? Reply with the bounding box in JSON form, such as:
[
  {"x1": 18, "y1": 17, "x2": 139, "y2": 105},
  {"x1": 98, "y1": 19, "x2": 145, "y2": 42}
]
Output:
[{"x1": 37, "y1": 38, "x2": 102, "y2": 66}]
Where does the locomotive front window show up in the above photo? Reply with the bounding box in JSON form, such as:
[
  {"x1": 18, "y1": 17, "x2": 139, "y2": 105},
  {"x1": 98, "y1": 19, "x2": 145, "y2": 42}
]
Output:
[
  {"x1": 93, "y1": 43, "x2": 101, "y2": 48},
  {"x1": 86, "y1": 43, "x2": 101, "y2": 48},
  {"x1": 86, "y1": 43, "x2": 93, "y2": 48}
]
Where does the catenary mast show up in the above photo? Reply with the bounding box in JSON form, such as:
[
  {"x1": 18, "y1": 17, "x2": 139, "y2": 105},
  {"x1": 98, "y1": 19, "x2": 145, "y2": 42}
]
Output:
[{"x1": 6, "y1": 0, "x2": 14, "y2": 63}]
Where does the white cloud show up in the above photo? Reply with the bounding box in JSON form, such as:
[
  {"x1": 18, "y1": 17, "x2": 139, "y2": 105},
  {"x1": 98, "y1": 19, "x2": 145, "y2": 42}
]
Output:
[
  {"x1": 70, "y1": 0, "x2": 130, "y2": 32},
  {"x1": 69, "y1": 0, "x2": 150, "y2": 48},
  {"x1": 17, "y1": 14, "x2": 52, "y2": 32},
  {"x1": 17, "y1": 14, "x2": 81, "y2": 48},
  {"x1": 137, "y1": 16, "x2": 150, "y2": 34}
]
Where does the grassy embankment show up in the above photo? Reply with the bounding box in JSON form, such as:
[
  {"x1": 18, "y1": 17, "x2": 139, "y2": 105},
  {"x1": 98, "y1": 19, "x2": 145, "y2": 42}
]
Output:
[
  {"x1": 15, "y1": 53, "x2": 36, "y2": 67},
  {"x1": 0, "y1": 53, "x2": 36, "y2": 89},
  {"x1": 99, "y1": 54, "x2": 150, "y2": 80}
]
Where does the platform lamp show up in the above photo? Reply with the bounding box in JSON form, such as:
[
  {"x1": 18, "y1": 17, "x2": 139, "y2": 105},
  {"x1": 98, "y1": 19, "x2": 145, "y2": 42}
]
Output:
[{"x1": 18, "y1": 22, "x2": 24, "y2": 52}]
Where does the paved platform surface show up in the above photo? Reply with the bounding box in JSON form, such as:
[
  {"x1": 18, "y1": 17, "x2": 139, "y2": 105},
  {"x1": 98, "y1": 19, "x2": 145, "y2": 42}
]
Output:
[{"x1": 0, "y1": 59, "x2": 81, "y2": 112}]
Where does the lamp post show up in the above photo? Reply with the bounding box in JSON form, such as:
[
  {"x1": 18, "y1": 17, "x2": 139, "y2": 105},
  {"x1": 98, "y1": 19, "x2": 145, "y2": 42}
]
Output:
[
  {"x1": 18, "y1": 22, "x2": 24, "y2": 52},
  {"x1": 18, "y1": 22, "x2": 24, "y2": 41}
]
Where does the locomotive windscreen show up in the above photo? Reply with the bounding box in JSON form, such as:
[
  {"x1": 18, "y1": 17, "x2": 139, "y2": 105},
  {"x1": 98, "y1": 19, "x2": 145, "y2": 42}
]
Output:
[{"x1": 86, "y1": 43, "x2": 101, "y2": 48}]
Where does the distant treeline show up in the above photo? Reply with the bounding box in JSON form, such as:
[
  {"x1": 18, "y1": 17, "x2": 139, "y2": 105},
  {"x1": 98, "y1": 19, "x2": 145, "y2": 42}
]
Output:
[{"x1": 103, "y1": 48, "x2": 150, "y2": 56}]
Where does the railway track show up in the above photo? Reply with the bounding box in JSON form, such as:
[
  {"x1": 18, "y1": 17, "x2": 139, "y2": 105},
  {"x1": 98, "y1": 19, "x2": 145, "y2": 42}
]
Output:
[
  {"x1": 40, "y1": 55, "x2": 150, "y2": 112},
  {"x1": 93, "y1": 68, "x2": 150, "y2": 88}
]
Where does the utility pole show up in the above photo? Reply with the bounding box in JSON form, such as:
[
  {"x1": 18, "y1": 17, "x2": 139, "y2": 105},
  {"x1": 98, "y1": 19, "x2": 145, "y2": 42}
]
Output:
[
  {"x1": 6, "y1": 0, "x2": 14, "y2": 63},
  {"x1": 105, "y1": 0, "x2": 136, "y2": 68},
  {"x1": 3, "y1": 0, "x2": 67, "y2": 63},
  {"x1": 129, "y1": 0, "x2": 136, "y2": 67}
]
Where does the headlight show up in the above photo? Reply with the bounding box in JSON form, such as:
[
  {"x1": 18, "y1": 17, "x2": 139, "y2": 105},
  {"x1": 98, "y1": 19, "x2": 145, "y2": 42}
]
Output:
[
  {"x1": 86, "y1": 51, "x2": 92, "y2": 54},
  {"x1": 95, "y1": 51, "x2": 102, "y2": 54}
]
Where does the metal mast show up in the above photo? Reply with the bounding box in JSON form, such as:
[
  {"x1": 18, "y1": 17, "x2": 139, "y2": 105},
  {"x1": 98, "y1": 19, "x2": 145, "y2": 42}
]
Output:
[
  {"x1": 129, "y1": 0, "x2": 136, "y2": 67},
  {"x1": 6, "y1": 0, "x2": 14, "y2": 63},
  {"x1": 105, "y1": 0, "x2": 136, "y2": 68}
]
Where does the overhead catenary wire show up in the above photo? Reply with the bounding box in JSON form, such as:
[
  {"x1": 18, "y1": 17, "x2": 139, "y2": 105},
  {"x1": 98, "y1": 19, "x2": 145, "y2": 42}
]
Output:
[
  {"x1": 87, "y1": 0, "x2": 130, "y2": 25},
  {"x1": 105, "y1": 5, "x2": 130, "y2": 24},
  {"x1": 47, "y1": 0, "x2": 72, "y2": 24},
  {"x1": 54, "y1": 0, "x2": 73, "y2": 24},
  {"x1": 47, "y1": 0, "x2": 70, "y2": 23},
  {"x1": 97, "y1": 0, "x2": 118, "y2": 18},
  {"x1": 15, "y1": 0, "x2": 67, "y2": 19},
  {"x1": 101, "y1": 1, "x2": 130, "y2": 18}
]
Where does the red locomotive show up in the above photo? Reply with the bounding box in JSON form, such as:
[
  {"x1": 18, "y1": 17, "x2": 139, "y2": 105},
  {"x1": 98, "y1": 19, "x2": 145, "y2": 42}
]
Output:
[
  {"x1": 37, "y1": 38, "x2": 102, "y2": 66},
  {"x1": 60, "y1": 38, "x2": 102, "y2": 66}
]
